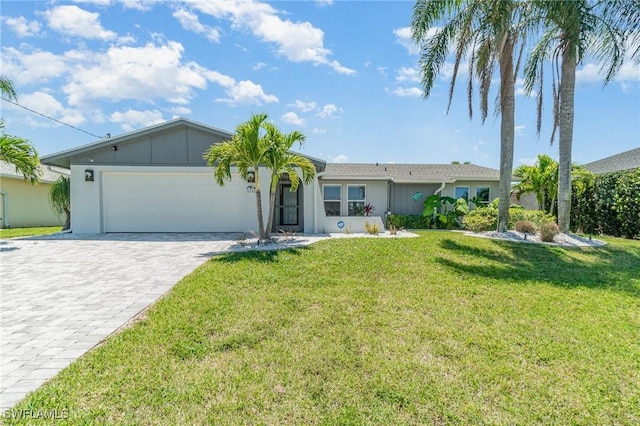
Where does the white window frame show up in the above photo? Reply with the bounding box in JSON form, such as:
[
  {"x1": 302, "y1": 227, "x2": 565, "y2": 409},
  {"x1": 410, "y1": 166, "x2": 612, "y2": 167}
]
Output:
[
  {"x1": 323, "y1": 184, "x2": 342, "y2": 216},
  {"x1": 347, "y1": 184, "x2": 366, "y2": 216}
]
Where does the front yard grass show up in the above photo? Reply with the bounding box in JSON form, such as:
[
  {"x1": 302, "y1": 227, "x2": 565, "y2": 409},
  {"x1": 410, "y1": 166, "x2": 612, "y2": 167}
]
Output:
[
  {"x1": 0, "y1": 227, "x2": 62, "y2": 239},
  {"x1": 7, "y1": 232, "x2": 640, "y2": 424}
]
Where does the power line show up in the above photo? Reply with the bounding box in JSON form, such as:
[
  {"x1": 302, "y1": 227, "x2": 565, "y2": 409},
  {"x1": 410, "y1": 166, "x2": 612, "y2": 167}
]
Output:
[{"x1": 1, "y1": 96, "x2": 111, "y2": 139}]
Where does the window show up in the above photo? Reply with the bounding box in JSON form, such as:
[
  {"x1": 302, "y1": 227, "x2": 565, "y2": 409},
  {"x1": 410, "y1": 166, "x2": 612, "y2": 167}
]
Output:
[
  {"x1": 323, "y1": 185, "x2": 341, "y2": 216},
  {"x1": 475, "y1": 186, "x2": 490, "y2": 205},
  {"x1": 347, "y1": 185, "x2": 366, "y2": 216},
  {"x1": 454, "y1": 186, "x2": 469, "y2": 201}
]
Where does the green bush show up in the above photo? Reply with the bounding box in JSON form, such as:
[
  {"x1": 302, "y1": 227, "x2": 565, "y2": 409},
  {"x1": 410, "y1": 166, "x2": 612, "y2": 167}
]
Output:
[
  {"x1": 515, "y1": 220, "x2": 537, "y2": 234},
  {"x1": 462, "y1": 206, "x2": 556, "y2": 232},
  {"x1": 571, "y1": 169, "x2": 640, "y2": 239},
  {"x1": 386, "y1": 214, "x2": 432, "y2": 230},
  {"x1": 462, "y1": 208, "x2": 497, "y2": 232},
  {"x1": 540, "y1": 222, "x2": 559, "y2": 242}
]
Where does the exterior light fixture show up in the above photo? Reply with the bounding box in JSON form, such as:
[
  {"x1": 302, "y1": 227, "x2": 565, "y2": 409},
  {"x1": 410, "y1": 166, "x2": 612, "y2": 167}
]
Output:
[{"x1": 85, "y1": 170, "x2": 94, "y2": 182}]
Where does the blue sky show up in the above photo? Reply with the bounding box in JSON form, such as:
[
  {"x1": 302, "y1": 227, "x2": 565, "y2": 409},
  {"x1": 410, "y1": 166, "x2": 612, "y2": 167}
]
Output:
[{"x1": 1, "y1": 0, "x2": 639, "y2": 169}]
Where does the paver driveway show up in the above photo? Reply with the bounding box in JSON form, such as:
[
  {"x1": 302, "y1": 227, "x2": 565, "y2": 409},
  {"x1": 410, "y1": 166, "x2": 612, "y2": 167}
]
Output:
[{"x1": 0, "y1": 232, "x2": 324, "y2": 412}]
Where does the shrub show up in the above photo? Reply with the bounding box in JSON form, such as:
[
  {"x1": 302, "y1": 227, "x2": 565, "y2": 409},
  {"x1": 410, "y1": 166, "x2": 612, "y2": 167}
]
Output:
[
  {"x1": 462, "y1": 207, "x2": 497, "y2": 232},
  {"x1": 386, "y1": 214, "x2": 431, "y2": 230},
  {"x1": 515, "y1": 220, "x2": 537, "y2": 234},
  {"x1": 571, "y1": 168, "x2": 640, "y2": 239},
  {"x1": 364, "y1": 221, "x2": 380, "y2": 235},
  {"x1": 462, "y1": 205, "x2": 555, "y2": 233},
  {"x1": 540, "y1": 222, "x2": 559, "y2": 242}
]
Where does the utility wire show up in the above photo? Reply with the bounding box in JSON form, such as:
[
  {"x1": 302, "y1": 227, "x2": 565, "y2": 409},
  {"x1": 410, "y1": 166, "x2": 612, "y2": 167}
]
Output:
[{"x1": 1, "y1": 96, "x2": 111, "y2": 139}]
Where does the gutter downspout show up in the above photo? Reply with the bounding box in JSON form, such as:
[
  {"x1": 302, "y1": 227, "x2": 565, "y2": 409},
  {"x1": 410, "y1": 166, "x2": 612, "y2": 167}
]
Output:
[
  {"x1": 434, "y1": 181, "x2": 446, "y2": 195},
  {"x1": 0, "y1": 190, "x2": 8, "y2": 228}
]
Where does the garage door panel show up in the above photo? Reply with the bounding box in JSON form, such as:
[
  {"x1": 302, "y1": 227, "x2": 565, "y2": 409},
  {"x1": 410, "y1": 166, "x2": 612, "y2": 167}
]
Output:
[{"x1": 103, "y1": 172, "x2": 244, "y2": 232}]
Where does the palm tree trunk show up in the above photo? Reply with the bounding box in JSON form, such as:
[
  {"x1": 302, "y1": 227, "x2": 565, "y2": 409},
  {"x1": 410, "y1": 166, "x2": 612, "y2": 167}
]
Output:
[
  {"x1": 497, "y1": 36, "x2": 515, "y2": 232},
  {"x1": 558, "y1": 42, "x2": 576, "y2": 233},
  {"x1": 254, "y1": 172, "x2": 266, "y2": 240},
  {"x1": 63, "y1": 208, "x2": 71, "y2": 231},
  {"x1": 265, "y1": 182, "x2": 277, "y2": 240}
]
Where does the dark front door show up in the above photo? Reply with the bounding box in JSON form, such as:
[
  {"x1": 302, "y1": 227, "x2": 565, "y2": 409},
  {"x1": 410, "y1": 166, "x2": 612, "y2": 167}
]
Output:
[{"x1": 279, "y1": 184, "x2": 299, "y2": 226}]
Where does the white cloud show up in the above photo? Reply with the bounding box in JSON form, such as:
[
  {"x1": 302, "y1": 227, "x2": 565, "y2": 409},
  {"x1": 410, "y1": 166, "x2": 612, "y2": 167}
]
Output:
[
  {"x1": 391, "y1": 87, "x2": 422, "y2": 97},
  {"x1": 396, "y1": 66, "x2": 420, "y2": 83},
  {"x1": 252, "y1": 62, "x2": 267, "y2": 71},
  {"x1": 62, "y1": 41, "x2": 211, "y2": 106},
  {"x1": 515, "y1": 125, "x2": 526, "y2": 136},
  {"x1": 2, "y1": 16, "x2": 42, "y2": 38},
  {"x1": 20, "y1": 91, "x2": 86, "y2": 126},
  {"x1": 170, "y1": 106, "x2": 192, "y2": 116},
  {"x1": 173, "y1": 8, "x2": 221, "y2": 43},
  {"x1": 289, "y1": 100, "x2": 317, "y2": 112},
  {"x1": 188, "y1": 0, "x2": 355, "y2": 74},
  {"x1": 215, "y1": 80, "x2": 278, "y2": 105},
  {"x1": 120, "y1": 0, "x2": 162, "y2": 11},
  {"x1": 281, "y1": 112, "x2": 305, "y2": 126},
  {"x1": 316, "y1": 0, "x2": 334, "y2": 6},
  {"x1": 44, "y1": 5, "x2": 117, "y2": 41},
  {"x1": 311, "y1": 128, "x2": 326, "y2": 135},
  {"x1": 110, "y1": 109, "x2": 165, "y2": 131},
  {"x1": 71, "y1": 0, "x2": 114, "y2": 6},
  {"x1": 331, "y1": 154, "x2": 348, "y2": 163},
  {"x1": 0, "y1": 47, "x2": 68, "y2": 85},
  {"x1": 317, "y1": 104, "x2": 342, "y2": 118},
  {"x1": 394, "y1": 26, "x2": 420, "y2": 55}
]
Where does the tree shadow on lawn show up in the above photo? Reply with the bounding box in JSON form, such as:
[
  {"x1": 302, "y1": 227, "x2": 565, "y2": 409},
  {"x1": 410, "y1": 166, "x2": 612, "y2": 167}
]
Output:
[
  {"x1": 436, "y1": 238, "x2": 640, "y2": 296},
  {"x1": 209, "y1": 246, "x2": 309, "y2": 263}
]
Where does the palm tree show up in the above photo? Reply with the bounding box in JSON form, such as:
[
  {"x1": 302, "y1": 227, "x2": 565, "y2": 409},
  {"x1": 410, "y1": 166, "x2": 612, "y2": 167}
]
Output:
[
  {"x1": 524, "y1": 0, "x2": 640, "y2": 232},
  {"x1": 0, "y1": 76, "x2": 41, "y2": 183},
  {"x1": 512, "y1": 154, "x2": 558, "y2": 214},
  {"x1": 49, "y1": 175, "x2": 71, "y2": 230},
  {"x1": 204, "y1": 113, "x2": 271, "y2": 240},
  {"x1": 262, "y1": 123, "x2": 316, "y2": 238},
  {"x1": 412, "y1": 0, "x2": 530, "y2": 232}
]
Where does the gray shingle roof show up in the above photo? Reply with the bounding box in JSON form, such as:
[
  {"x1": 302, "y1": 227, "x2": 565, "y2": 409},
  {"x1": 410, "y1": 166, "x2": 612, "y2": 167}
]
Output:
[
  {"x1": 321, "y1": 163, "x2": 499, "y2": 183},
  {"x1": 0, "y1": 161, "x2": 69, "y2": 183},
  {"x1": 583, "y1": 147, "x2": 640, "y2": 174}
]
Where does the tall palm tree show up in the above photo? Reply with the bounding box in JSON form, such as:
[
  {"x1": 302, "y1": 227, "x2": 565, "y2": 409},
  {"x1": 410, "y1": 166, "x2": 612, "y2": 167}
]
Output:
[
  {"x1": 0, "y1": 76, "x2": 41, "y2": 183},
  {"x1": 204, "y1": 113, "x2": 271, "y2": 240},
  {"x1": 49, "y1": 175, "x2": 71, "y2": 230},
  {"x1": 524, "y1": 0, "x2": 640, "y2": 232},
  {"x1": 412, "y1": 0, "x2": 530, "y2": 232},
  {"x1": 262, "y1": 123, "x2": 316, "y2": 239}
]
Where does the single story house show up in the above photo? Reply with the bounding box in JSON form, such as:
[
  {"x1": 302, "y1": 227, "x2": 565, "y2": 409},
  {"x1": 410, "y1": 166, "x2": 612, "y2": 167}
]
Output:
[
  {"x1": 583, "y1": 147, "x2": 640, "y2": 174},
  {"x1": 0, "y1": 161, "x2": 69, "y2": 228},
  {"x1": 41, "y1": 118, "x2": 500, "y2": 234}
]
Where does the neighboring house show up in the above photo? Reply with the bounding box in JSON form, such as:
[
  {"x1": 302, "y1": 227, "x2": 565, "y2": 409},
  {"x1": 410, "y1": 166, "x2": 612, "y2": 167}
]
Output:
[
  {"x1": 41, "y1": 118, "x2": 500, "y2": 234},
  {"x1": 583, "y1": 147, "x2": 640, "y2": 174},
  {"x1": 0, "y1": 161, "x2": 69, "y2": 228}
]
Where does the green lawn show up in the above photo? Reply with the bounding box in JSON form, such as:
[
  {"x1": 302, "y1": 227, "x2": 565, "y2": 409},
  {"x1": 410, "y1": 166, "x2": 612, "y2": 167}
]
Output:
[
  {"x1": 6, "y1": 232, "x2": 640, "y2": 425},
  {"x1": 0, "y1": 227, "x2": 62, "y2": 239}
]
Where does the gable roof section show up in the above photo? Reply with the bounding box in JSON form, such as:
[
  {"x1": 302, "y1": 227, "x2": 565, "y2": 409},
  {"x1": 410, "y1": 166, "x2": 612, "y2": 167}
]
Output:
[
  {"x1": 320, "y1": 163, "x2": 500, "y2": 183},
  {"x1": 0, "y1": 161, "x2": 69, "y2": 184},
  {"x1": 583, "y1": 147, "x2": 640, "y2": 174},
  {"x1": 41, "y1": 117, "x2": 327, "y2": 171}
]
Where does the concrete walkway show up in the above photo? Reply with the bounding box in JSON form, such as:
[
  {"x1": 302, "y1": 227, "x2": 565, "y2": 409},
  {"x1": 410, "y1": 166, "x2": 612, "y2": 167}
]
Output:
[{"x1": 0, "y1": 232, "x2": 327, "y2": 412}]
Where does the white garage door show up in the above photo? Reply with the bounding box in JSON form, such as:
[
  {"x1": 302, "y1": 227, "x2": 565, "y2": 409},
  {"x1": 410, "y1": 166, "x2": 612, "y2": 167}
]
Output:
[{"x1": 103, "y1": 172, "x2": 244, "y2": 232}]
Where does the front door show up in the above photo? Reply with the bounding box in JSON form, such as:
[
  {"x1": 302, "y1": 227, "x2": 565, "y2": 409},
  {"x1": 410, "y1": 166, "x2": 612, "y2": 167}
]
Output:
[{"x1": 279, "y1": 184, "x2": 299, "y2": 226}]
